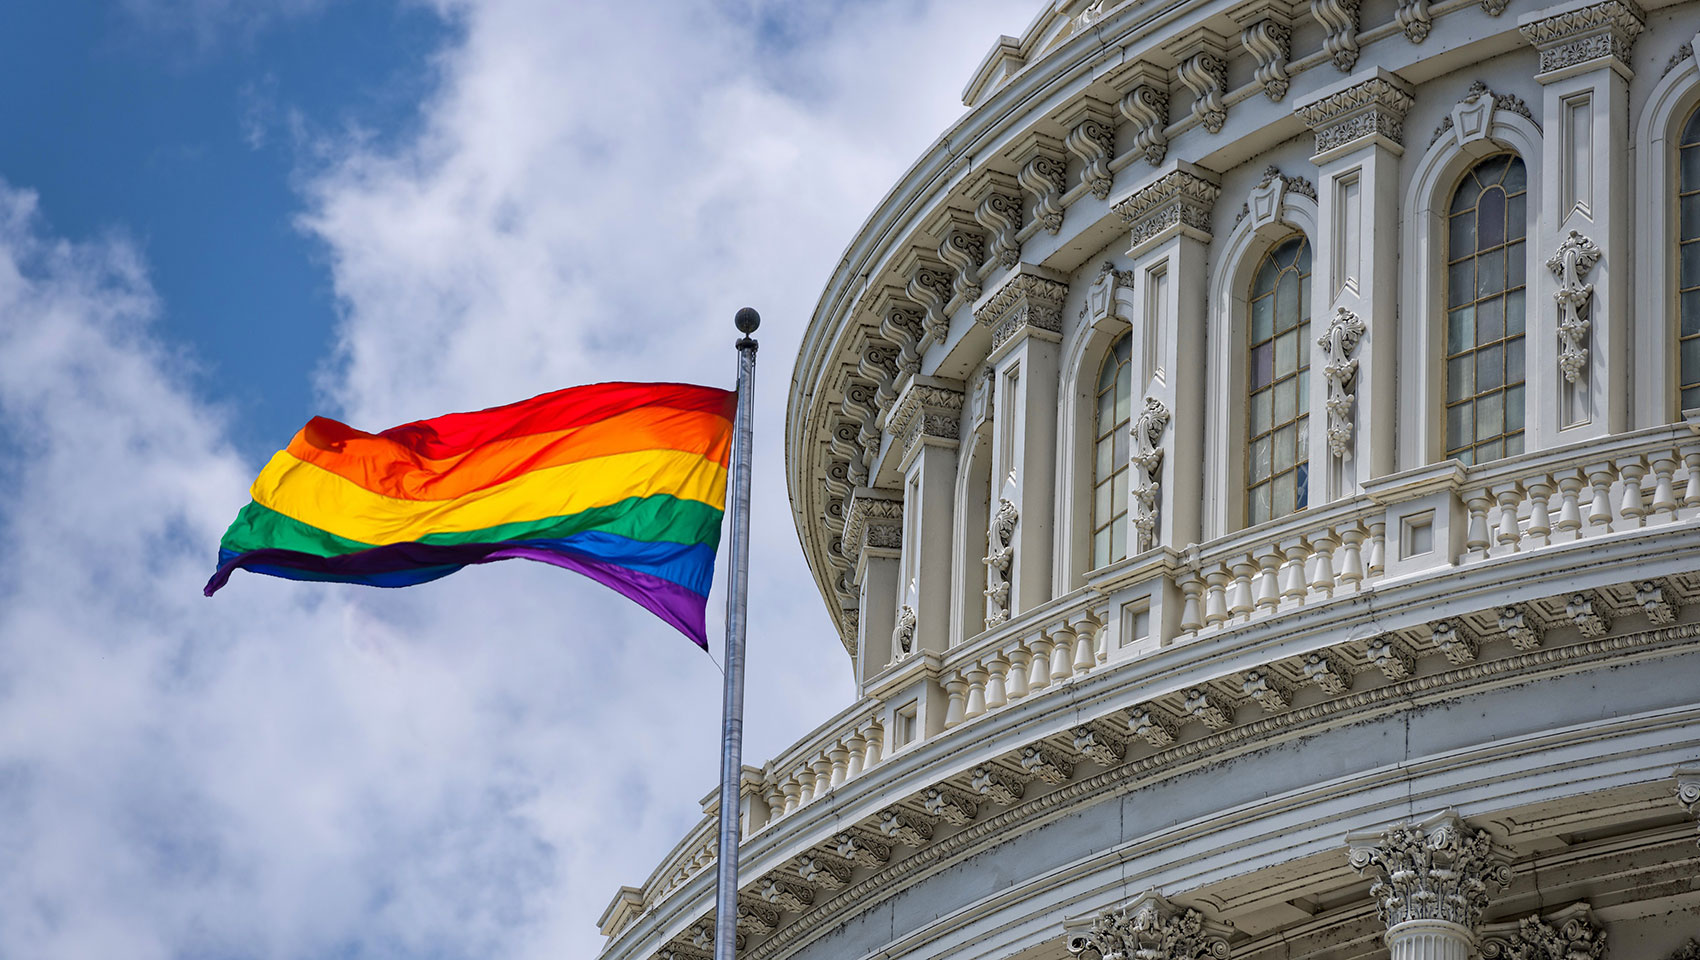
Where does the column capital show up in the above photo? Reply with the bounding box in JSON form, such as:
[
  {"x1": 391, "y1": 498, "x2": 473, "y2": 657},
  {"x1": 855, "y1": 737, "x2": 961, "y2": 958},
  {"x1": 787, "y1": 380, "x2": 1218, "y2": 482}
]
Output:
[
  {"x1": 974, "y1": 264, "x2": 1068, "y2": 363},
  {"x1": 1346, "y1": 810, "x2": 1512, "y2": 933},
  {"x1": 1067, "y1": 890, "x2": 1231, "y2": 960},
  {"x1": 1517, "y1": 0, "x2": 1645, "y2": 82},
  {"x1": 888, "y1": 375, "x2": 964, "y2": 470},
  {"x1": 1112, "y1": 159, "x2": 1222, "y2": 258},
  {"x1": 1294, "y1": 67, "x2": 1414, "y2": 162},
  {"x1": 1480, "y1": 903, "x2": 1606, "y2": 960},
  {"x1": 842, "y1": 487, "x2": 903, "y2": 567}
]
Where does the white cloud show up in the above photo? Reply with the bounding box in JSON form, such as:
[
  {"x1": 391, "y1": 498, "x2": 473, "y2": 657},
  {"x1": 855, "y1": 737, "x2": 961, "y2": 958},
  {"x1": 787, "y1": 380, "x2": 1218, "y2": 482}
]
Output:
[{"x1": 0, "y1": 0, "x2": 1035, "y2": 957}]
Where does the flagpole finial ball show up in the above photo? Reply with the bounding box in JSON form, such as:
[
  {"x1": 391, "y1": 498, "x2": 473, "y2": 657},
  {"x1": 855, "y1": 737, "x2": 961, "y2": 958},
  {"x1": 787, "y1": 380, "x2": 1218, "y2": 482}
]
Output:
[{"x1": 734, "y1": 307, "x2": 761, "y2": 334}]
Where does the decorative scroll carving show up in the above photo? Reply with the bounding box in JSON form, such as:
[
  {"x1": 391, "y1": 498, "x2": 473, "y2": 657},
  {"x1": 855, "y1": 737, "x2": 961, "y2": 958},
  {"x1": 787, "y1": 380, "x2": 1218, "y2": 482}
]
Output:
[
  {"x1": 1131, "y1": 398, "x2": 1171, "y2": 553},
  {"x1": 1242, "y1": 19, "x2": 1292, "y2": 100},
  {"x1": 920, "y1": 786, "x2": 977, "y2": 825},
  {"x1": 1498, "y1": 605, "x2": 1544, "y2": 650},
  {"x1": 970, "y1": 764, "x2": 1025, "y2": 804},
  {"x1": 1482, "y1": 907, "x2": 1607, "y2": 960},
  {"x1": 1547, "y1": 231, "x2": 1602, "y2": 384},
  {"x1": 1317, "y1": 307, "x2": 1365, "y2": 459},
  {"x1": 736, "y1": 901, "x2": 780, "y2": 936},
  {"x1": 1114, "y1": 165, "x2": 1221, "y2": 253},
  {"x1": 1119, "y1": 82, "x2": 1171, "y2": 166},
  {"x1": 857, "y1": 337, "x2": 899, "y2": 415},
  {"x1": 936, "y1": 222, "x2": 987, "y2": 304},
  {"x1": 1636, "y1": 579, "x2": 1678, "y2": 624},
  {"x1": 1568, "y1": 592, "x2": 1612, "y2": 637},
  {"x1": 757, "y1": 877, "x2": 814, "y2": 912},
  {"x1": 1243, "y1": 668, "x2": 1294, "y2": 710},
  {"x1": 1295, "y1": 73, "x2": 1414, "y2": 156},
  {"x1": 1311, "y1": 0, "x2": 1362, "y2": 71},
  {"x1": 876, "y1": 808, "x2": 932, "y2": 845},
  {"x1": 1303, "y1": 651, "x2": 1353, "y2": 693},
  {"x1": 1066, "y1": 113, "x2": 1118, "y2": 200},
  {"x1": 1347, "y1": 811, "x2": 1512, "y2": 930},
  {"x1": 1519, "y1": 0, "x2": 1645, "y2": 77},
  {"x1": 1433, "y1": 619, "x2": 1479, "y2": 664},
  {"x1": 1176, "y1": 50, "x2": 1229, "y2": 132},
  {"x1": 1020, "y1": 744, "x2": 1075, "y2": 783},
  {"x1": 1182, "y1": 689, "x2": 1235, "y2": 729},
  {"x1": 1073, "y1": 722, "x2": 1128, "y2": 765},
  {"x1": 976, "y1": 270, "x2": 1069, "y2": 355},
  {"x1": 1366, "y1": 636, "x2": 1415, "y2": 680},
  {"x1": 1396, "y1": 0, "x2": 1432, "y2": 43},
  {"x1": 878, "y1": 301, "x2": 925, "y2": 379},
  {"x1": 973, "y1": 183, "x2": 1024, "y2": 269},
  {"x1": 832, "y1": 831, "x2": 890, "y2": 867},
  {"x1": 984, "y1": 490, "x2": 1018, "y2": 628},
  {"x1": 1481, "y1": 0, "x2": 1509, "y2": 15},
  {"x1": 1128, "y1": 705, "x2": 1180, "y2": 746},
  {"x1": 1014, "y1": 135, "x2": 1069, "y2": 234},
  {"x1": 1067, "y1": 890, "x2": 1232, "y2": 960},
  {"x1": 795, "y1": 854, "x2": 852, "y2": 891},
  {"x1": 905, "y1": 261, "x2": 954, "y2": 347}
]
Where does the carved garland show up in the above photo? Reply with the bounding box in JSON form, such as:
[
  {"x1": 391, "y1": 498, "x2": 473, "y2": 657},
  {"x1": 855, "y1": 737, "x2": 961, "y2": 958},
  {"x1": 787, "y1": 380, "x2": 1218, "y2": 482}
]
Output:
[
  {"x1": 1318, "y1": 307, "x2": 1366, "y2": 459},
  {"x1": 1131, "y1": 398, "x2": 1171, "y2": 553},
  {"x1": 1547, "y1": 230, "x2": 1602, "y2": 383}
]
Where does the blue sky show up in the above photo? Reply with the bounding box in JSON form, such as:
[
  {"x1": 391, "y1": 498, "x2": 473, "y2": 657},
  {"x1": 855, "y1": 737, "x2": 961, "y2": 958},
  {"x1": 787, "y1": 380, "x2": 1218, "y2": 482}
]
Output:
[{"x1": 0, "y1": 2, "x2": 1033, "y2": 958}]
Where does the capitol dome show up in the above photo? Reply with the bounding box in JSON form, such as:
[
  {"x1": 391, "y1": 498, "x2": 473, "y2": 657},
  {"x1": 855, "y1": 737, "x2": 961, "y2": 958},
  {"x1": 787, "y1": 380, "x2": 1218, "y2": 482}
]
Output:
[{"x1": 599, "y1": 1, "x2": 1700, "y2": 958}]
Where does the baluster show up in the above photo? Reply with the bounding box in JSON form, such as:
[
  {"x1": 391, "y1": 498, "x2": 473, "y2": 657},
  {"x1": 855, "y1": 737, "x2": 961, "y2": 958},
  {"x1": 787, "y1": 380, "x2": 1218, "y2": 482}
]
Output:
[
  {"x1": 1366, "y1": 520, "x2": 1386, "y2": 577},
  {"x1": 1683, "y1": 448, "x2": 1700, "y2": 513},
  {"x1": 943, "y1": 673, "x2": 968, "y2": 727},
  {"x1": 1027, "y1": 632, "x2": 1053, "y2": 690},
  {"x1": 1308, "y1": 532, "x2": 1338, "y2": 597},
  {"x1": 963, "y1": 665, "x2": 988, "y2": 719},
  {"x1": 796, "y1": 765, "x2": 817, "y2": 806},
  {"x1": 1254, "y1": 545, "x2": 1282, "y2": 612},
  {"x1": 1649, "y1": 454, "x2": 1679, "y2": 522},
  {"x1": 1463, "y1": 492, "x2": 1493, "y2": 560},
  {"x1": 863, "y1": 721, "x2": 883, "y2": 767},
  {"x1": 844, "y1": 732, "x2": 866, "y2": 779},
  {"x1": 1584, "y1": 462, "x2": 1616, "y2": 530},
  {"x1": 1553, "y1": 469, "x2": 1584, "y2": 541},
  {"x1": 1616, "y1": 456, "x2": 1648, "y2": 529},
  {"x1": 812, "y1": 756, "x2": 834, "y2": 800},
  {"x1": 1279, "y1": 540, "x2": 1310, "y2": 606},
  {"x1": 829, "y1": 744, "x2": 849, "y2": 788},
  {"x1": 1049, "y1": 623, "x2": 1076, "y2": 680},
  {"x1": 1523, "y1": 478, "x2": 1552, "y2": 546},
  {"x1": 1491, "y1": 483, "x2": 1523, "y2": 553},
  {"x1": 1006, "y1": 645, "x2": 1031, "y2": 699},
  {"x1": 763, "y1": 780, "x2": 786, "y2": 826},
  {"x1": 1338, "y1": 523, "x2": 1365, "y2": 590},
  {"x1": 1204, "y1": 564, "x2": 1231, "y2": 626},
  {"x1": 985, "y1": 655, "x2": 1009, "y2": 709},
  {"x1": 1072, "y1": 618, "x2": 1098, "y2": 673},
  {"x1": 1178, "y1": 571, "x2": 1204, "y2": 633},
  {"x1": 1227, "y1": 558, "x2": 1256, "y2": 619}
]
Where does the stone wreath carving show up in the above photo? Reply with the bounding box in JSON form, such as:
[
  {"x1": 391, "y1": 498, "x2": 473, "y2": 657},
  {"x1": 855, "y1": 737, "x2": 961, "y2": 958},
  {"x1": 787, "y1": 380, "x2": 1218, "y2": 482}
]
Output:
[
  {"x1": 1318, "y1": 307, "x2": 1366, "y2": 458},
  {"x1": 1131, "y1": 398, "x2": 1171, "y2": 554},
  {"x1": 1547, "y1": 230, "x2": 1603, "y2": 383},
  {"x1": 983, "y1": 494, "x2": 1018, "y2": 628}
]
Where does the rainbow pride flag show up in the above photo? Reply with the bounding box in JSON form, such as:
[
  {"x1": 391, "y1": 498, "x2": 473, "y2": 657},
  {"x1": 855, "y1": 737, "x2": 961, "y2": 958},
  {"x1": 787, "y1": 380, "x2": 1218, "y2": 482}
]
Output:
[{"x1": 205, "y1": 381, "x2": 738, "y2": 647}]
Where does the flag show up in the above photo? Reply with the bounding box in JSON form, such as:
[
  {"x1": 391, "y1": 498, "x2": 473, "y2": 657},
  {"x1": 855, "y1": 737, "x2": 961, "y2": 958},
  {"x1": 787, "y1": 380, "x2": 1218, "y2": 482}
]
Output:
[{"x1": 204, "y1": 381, "x2": 737, "y2": 647}]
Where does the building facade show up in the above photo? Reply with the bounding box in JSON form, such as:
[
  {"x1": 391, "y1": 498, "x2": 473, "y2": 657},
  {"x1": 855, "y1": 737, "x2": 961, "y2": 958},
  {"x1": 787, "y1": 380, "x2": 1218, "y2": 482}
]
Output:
[{"x1": 598, "y1": 1, "x2": 1700, "y2": 958}]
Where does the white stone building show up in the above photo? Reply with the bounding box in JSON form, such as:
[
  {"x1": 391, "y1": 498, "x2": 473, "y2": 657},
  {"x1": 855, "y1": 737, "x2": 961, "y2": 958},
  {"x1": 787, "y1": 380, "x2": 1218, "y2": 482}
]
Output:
[{"x1": 597, "y1": 1, "x2": 1700, "y2": 958}]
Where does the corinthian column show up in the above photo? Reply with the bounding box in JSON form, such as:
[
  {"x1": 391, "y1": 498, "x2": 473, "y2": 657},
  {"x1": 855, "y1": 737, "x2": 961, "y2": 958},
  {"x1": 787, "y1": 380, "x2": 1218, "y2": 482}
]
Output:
[{"x1": 1347, "y1": 811, "x2": 1513, "y2": 960}]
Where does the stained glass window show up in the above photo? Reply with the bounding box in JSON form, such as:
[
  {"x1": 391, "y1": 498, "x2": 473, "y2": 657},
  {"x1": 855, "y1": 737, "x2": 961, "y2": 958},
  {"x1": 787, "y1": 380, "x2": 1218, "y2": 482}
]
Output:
[
  {"x1": 1444, "y1": 153, "x2": 1527, "y2": 464},
  {"x1": 1092, "y1": 334, "x2": 1132, "y2": 568},
  {"x1": 1247, "y1": 235, "x2": 1311, "y2": 525},
  {"x1": 1678, "y1": 106, "x2": 1700, "y2": 410}
]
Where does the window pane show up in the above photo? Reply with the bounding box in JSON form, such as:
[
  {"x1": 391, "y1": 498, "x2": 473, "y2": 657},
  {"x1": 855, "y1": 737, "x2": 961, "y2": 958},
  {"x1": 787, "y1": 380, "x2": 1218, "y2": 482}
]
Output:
[
  {"x1": 1448, "y1": 305, "x2": 1475, "y2": 355},
  {"x1": 1507, "y1": 193, "x2": 1526, "y2": 241},
  {"x1": 1250, "y1": 434, "x2": 1272, "y2": 481},
  {"x1": 1684, "y1": 146, "x2": 1700, "y2": 194},
  {"x1": 1275, "y1": 330, "x2": 1297, "y2": 378},
  {"x1": 1093, "y1": 527, "x2": 1111, "y2": 569},
  {"x1": 1682, "y1": 289, "x2": 1700, "y2": 337},
  {"x1": 1506, "y1": 289, "x2": 1526, "y2": 336},
  {"x1": 1451, "y1": 173, "x2": 1481, "y2": 214},
  {"x1": 1250, "y1": 389, "x2": 1272, "y2": 435},
  {"x1": 1254, "y1": 257, "x2": 1279, "y2": 294},
  {"x1": 1506, "y1": 336, "x2": 1525, "y2": 385},
  {"x1": 1276, "y1": 271, "x2": 1300, "y2": 331},
  {"x1": 1682, "y1": 242, "x2": 1700, "y2": 290},
  {"x1": 1295, "y1": 416, "x2": 1308, "y2": 456},
  {"x1": 1274, "y1": 424, "x2": 1296, "y2": 471},
  {"x1": 1455, "y1": 447, "x2": 1475, "y2": 466},
  {"x1": 1477, "y1": 248, "x2": 1505, "y2": 298},
  {"x1": 1111, "y1": 517, "x2": 1126, "y2": 561},
  {"x1": 1097, "y1": 384, "x2": 1116, "y2": 430},
  {"x1": 1448, "y1": 260, "x2": 1473, "y2": 307},
  {"x1": 1250, "y1": 484, "x2": 1271, "y2": 525},
  {"x1": 1447, "y1": 400, "x2": 1473, "y2": 451},
  {"x1": 1504, "y1": 156, "x2": 1527, "y2": 194},
  {"x1": 1447, "y1": 354, "x2": 1475, "y2": 400},
  {"x1": 1505, "y1": 384, "x2": 1525, "y2": 432},
  {"x1": 1274, "y1": 377, "x2": 1297, "y2": 424},
  {"x1": 1115, "y1": 334, "x2": 1131, "y2": 363},
  {"x1": 1477, "y1": 296, "x2": 1503, "y2": 345},
  {"x1": 1684, "y1": 385, "x2": 1700, "y2": 412},
  {"x1": 1115, "y1": 367, "x2": 1131, "y2": 423},
  {"x1": 1295, "y1": 462, "x2": 1309, "y2": 510},
  {"x1": 1478, "y1": 188, "x2": 1506, "y2": 250},
  {"x1": 1273, "y1": 470, "x2": 1295, "y2": 516},
  {"x1": 1477, "y1": 154, "x2": 1509, "y2": 186},
  {"x1": 1112, "y1": 422, "x2": 1128, "y2": 466},
  {"x1": 1505, "y1": 433, "x2": 1524, "y2": 456},
  {"x1": 1098, "y1": 353, "x2": 1118, "y2": 392},
  {"x1": 1683, "y1": 338, "x2": 1700, "y2": 387},
  {"x1": 1506, "y1": 240, "x2": 1525, "y2": 287},
  {"x1": 1297, "y1": 240, "x2": 1312, "y2": 274},
  {"x1": 1273, "y1": 239, "x2": 1298, "y2": 267},
  {"x1": 1683, "y1": 195, "x2": 1700, "y2": 239},
  {"x1": 1112, "y1": 468, "x2": 1128, "y2": 513},
  {"x1": 1096, "y1": 435, "x2": 1114, "y2": 478},
  {"x1": 1251, "y1": 342, "x2": 1273, "y2": 388},
  {"x1": 1095, "y1": 479, "x2": 1112, "y2": 522},
  {"x1": 1478, "y1": 438, "x2": 1503, "y2": 462},
  {"x1": 1449, "y1": 212, "x2": 1474, "y2": 254},
  {"x1": 1478, "y1": 343, "x2": 1505, "y2": 392},
  {"x1": 1476, "y1": 391, "x2": 1505, "y2": 440},
  {"x1": 1251, "y1": 295, "x2": 1274, "y2": 341}
]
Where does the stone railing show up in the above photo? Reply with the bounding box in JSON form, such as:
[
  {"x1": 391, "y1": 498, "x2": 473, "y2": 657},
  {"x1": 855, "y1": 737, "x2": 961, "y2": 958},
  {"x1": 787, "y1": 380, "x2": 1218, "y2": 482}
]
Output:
[{"x1": 613, "y1": 423, "x2": 1700, "y2": 937}]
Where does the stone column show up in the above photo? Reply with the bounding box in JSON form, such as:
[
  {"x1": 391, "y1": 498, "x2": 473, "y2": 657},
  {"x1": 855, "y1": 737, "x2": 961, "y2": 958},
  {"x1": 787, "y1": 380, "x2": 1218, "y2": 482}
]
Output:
[
  {"x1": 1347, "y1": 811, "x2": 1513, "y2": 960},
  {"x1": 1518, "y1": 0, "x2": 1644, "y2": 441},
  {"x1": 1295, "y1": 67, "x2": 1412, "y2": 499},
  {"x1": 975, "y1": 265, "x2": 1067, "y2": 620},
  {"x1": 888, "y1": 376, "x2": 964, "y2": 657},
  {"x1": 1066, "y1": 889, "x2": 1231, "y2": 960},
  {"x1": 1110, "y1": 160, "x2": 1221, "y2": 554},
  {"x1": 843, "y1": 487, "x2": 903, "y2": 686}
]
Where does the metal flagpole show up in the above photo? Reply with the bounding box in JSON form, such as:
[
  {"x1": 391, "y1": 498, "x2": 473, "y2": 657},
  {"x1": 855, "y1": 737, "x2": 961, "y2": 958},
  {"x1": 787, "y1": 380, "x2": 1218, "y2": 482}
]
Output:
[{"x1": 714, "y1": 307, "x2": 759, "y2": 960}]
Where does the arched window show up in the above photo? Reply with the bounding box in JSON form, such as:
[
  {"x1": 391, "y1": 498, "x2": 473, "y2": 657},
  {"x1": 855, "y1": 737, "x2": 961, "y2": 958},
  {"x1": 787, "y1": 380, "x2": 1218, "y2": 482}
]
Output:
[
  {"x1": 1679, "y1": 106, "x2": 1700, "y2": 411},
  {"x1": 1247, "y1": 235, "x2": 1311, "y2": 525},
  {"x1": 1092, "y1": 333, "x2": 1132, "y2": 568},
  {"x1": 1444, "y1": 154, "x2": 1527, "y2": 464}
]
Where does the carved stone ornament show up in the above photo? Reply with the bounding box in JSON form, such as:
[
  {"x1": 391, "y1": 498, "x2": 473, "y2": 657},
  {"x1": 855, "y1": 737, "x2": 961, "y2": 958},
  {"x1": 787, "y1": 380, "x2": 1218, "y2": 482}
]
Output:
[
  {"x1": 1347, "y1": 811, "x2": 1512, "y2": 931},
  {"x1": 842, "y1": 489, "x2": 903, "y2": 560},
  {"x1": 975, "y1": 269, "x2": 1069, "y2": 357},
  {"x1": 1518, "y1": 0, "x2": 1646, "y2": 78},
  {"x1": 1176, "y1": 49, "x2": 1230, "y2": 133},
  {"x1": 1677, "y1": 767, "x2": 1700, "y2": 846},
  {"x1": 1436, "y1": 81, "x2": 1538, "y2": 150},
  {"x1": 1303, "y1": 650, "x2": 1354, "y2": 693},
  {"x1": 905, "y1": 260, "x2": 954, "y2": 347},
  {"x1": 1013, "y1": 133, "x2": 1069, "y2": 234},
  {"x1": 984, "y1": 475, "x2": 1019, "y2": 628},
  {"x1": 1667, "y1": 940, "x2": 1700, "y2": 960},
  {"x1": 1546, "y1": 231, "x2": 1603, "y2": 384},
  {"x1": 1567, "y1": 592, "x2": 1612, "y2": 637},
  {"x1": 1481, "y1": 906, "x2": 1607, "y2": 960},
  {"x1": 1067, "y1": 890, "x2": 1232, "y2": 960},
  {"x1": 1241, "y1": 18, "x2": 1293, "y2": 100},
  {"x1": 1129, "y1": 704, "x2": 1180, "y2": 746},
  {"x1": 1063, "y1": 101, "x2": 1119, "y2": 200},
  {"x1": 1310, "y1": 0, "x2": 1362, "y2": 71},
  {"x1": 1243, "y1": 667, "x2": 1295, "y2": 710},
  {"x1": 1245, "y1": 165, "x2": 1316, "y2": 230},
  {"x1": 1498, "y1": 605, "x2": 1544, "y2": 650},
  {"x1": 1119, "y1": 80, "x2": 1171, "y2": 166},
  {"x1": 970, "y1": 171, "x2": 1025, "y2": 270},
  {"x1": 935, "y1": 220, "x2": 987, "y2": 304},
  {"x1": 1130, "y1": 397, "x2": 1172, "y2": 553},
  {"x1": 1318, "y1": 306, "x2": 1366, "y2": 458},
  {"x1": 878, "y1": 300, "x2": 925, "y2": 379},
  {"x1": 1114, "y1": 164, "x2": 1221, "y2": 254},
  {"x1": 1087, "y1": 261, "x2": 1136, "y2": 327},
  {"x1": 1396, "y1": 0, "x2": 1432, "y2": 43},
  {"x1": 887, "y1": 378, "x2": 964, "y2": 461},
  {"x1": 891, "y1": 604, "x2": 917, "y2": 660},
  {"x1": 1295, "y1": 72, "x2": 1414, "y2": 157}
]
